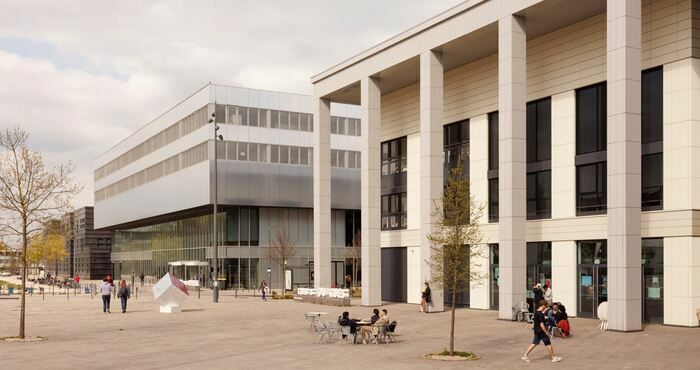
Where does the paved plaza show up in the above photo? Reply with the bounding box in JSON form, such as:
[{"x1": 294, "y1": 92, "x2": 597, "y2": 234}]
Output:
[{"x1": 0, "y1": 290, "x2": 699, "y2": 369}]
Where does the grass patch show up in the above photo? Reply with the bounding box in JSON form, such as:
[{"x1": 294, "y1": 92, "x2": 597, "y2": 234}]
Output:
[{"x1": 435, "y1": 350, "x2": 477, "y2": 358}]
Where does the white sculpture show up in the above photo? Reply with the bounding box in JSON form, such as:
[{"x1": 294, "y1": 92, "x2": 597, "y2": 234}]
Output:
[{"x1": 152, "y1": 272, "x2": 189, "y2": 313}]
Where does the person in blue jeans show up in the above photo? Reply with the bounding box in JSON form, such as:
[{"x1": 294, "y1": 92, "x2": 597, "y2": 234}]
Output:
[
  {"x1": 100, "y1": 279, "x2": 113, "y2": 313},
  {"x1": 260, "y1": 280, "x2": 268, "y2": 301},
  {"x1": 117, "y1": 280, "x2": 131, "y2": 313}
]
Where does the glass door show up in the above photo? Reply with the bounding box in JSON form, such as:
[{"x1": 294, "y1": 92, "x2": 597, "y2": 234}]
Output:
[
  {"x1": 489, "y1": 244, "x2": 499, "y2": 310},
  {"x1": 642, "y1": 239, "x2": 664, "y2": 323},
  {"x1": 577, "y1": 240, "x2": 608, "y2": 318}
]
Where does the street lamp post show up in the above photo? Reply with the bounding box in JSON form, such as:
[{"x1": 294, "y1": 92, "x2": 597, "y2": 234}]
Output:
[
  {"x1": 211, "y1": 111, "x2": 224, "y2": 303},
  {"x1": 267, "y1": 225, "x2": 278, "y2": 292}
]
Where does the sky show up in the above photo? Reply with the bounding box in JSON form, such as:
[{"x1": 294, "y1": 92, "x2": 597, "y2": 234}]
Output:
[{"x1": 0, "y1": 0, "x2": 464, "y2": 209}]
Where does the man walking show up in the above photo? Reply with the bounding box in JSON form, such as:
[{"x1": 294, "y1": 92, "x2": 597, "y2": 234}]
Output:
[
  {"x1": 100, "y1": 279, "x2": 113, "y2": 313},
  {"x1": 521, "y1": 300, "x2": 562, "y2": 363}
]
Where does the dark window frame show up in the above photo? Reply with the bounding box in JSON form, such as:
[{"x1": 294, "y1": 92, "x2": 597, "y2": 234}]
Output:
[
  {"x1": 488, "y1": 112, "x2": 499, "y2": 222},
  {"x1": 381, "y1": 193, "x2": 407, "y2": 231},
  {"x1": 443, "y1": 119, "x2": 470, "y2": 182},
  {"x1": 641, "y1": 67, "x2": 663, "y2": 211},
  {"x1": 526, "y1": 98, "x2": 552, "y2": 220}
]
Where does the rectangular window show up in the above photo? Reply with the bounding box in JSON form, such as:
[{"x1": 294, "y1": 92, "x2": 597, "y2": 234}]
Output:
[
  {"x1": 280, "y1": 145, "x2": 289, "y2": 164},
  {"x1": 279, "y1": 111, "x2": 289, "y2": 130},
  {"x1": 270, "y1": 145, "x2": 279, "y2": 163},
  {"x1": 290, "y1": 146, "x2": 299, "y2": 165},
  {"x1": 347, "y1": 119, "x2": 356, "y2": 136},
  {"x1": 259, "y1": 109, "x2": 268, "y2": 128},
  {"x1": 642, "y1": 68, "x2": 663, "y2": 144},
  {"x1": 347, "y1": 150, "x2": 356, "y2": 168},
  {"x1": 259, "y1": 144, "x2": 268, "y2": 163},
  {"x1": 381, "y1": 193, "x2": 407, "y2": 231},
  {"x1": 642, "y1": 153, "x2": 663, "y2": 210},
  {"x1": 527, "y1": 98, "x2": 551, "y2": 163},
  {"x1": 248, "y1": 143, "x2": 258, "y2": 162},
  {"x1": 249, "y1": 108, "x2": 259, "y2": 127},
  {"x1": 337, "y1": 118, "x2": 346, "y2": 135},
  {"x1": 576, "y1": 83, "x2": 607, "y2": 154},
  {"x1": 240, "y1": 207, "x2": 250, "y2": 246},
  {"x1": 527, "y1": 171, "x2": 551, "y2": 219},
  {"x1": 238, "y1": 106, "x2": 249, "y2": 126},
  {"x1": 300, "y1": 113, "x2": 310, "y2": 131},
  {"x1": 381, "y1": 137, "x2": 408, "y2": 176},
  {"x1": 215, "y1": 104, "x2": 226, "y2": 124},
  {"x1": 576, "y1": 162, "x2": 607, "y2": 214},
  {"x1": 331, "y1": 117, "x2": 338, "y2": 134},
  {"x1": 488, "y1": 112, "x2": 499, "y2": 170},
  {"x1": 330, "y1": 149, "x2": 338, "y2": 167},
  {"x1": 443, "y1": 119, "x2": 469, "y2": 181},
  {"x1": 488, "y1": 178, "x2": 499, "y2": 223},
  {"x1": 238, "y1": 142, "x2": 248, "y2": 161},
  {"x1": 270, "y1": 110, "x2": 279, "y2": 128},
  {"x1": 300, "y1": 147, "x2": 309, "y2": 165},
  {"x1": 249, "y1": 207, "x2": 259, "y2": 246},
  {"x1": 290, "y1": 112, "x2": 299, "y2": 130}
]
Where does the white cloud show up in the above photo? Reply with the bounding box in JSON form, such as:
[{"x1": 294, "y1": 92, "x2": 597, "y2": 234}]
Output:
[{"x1": 0, "y1": 0, "x2": 464, "y2": 209}]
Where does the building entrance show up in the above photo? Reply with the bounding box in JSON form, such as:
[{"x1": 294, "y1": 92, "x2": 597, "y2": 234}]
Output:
[{"x1": 577, "y1": 240, "x2": 607, "y2": 318}]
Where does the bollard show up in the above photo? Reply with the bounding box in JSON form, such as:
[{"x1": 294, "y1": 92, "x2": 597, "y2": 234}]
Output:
[
  {"x1": 135, "y1": 287, "x2": 138, "y2": 300},
  {"x1": 198, "y1": 286, "x2": 201, "y2": 299},
  {"x1": 42, "y1": 289, "x2": 45, "y2": 300},
  {"x1": 67, "y1": 287, "x2": 69, "y2": 300}
]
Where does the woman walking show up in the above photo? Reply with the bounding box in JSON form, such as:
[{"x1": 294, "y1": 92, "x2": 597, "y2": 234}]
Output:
[
  {"x1": 117, "y1": 280, "x2": 131, "y2": 313},
  {"x1": 260, "y1": 280, "x2": 268, "y2": 301}
]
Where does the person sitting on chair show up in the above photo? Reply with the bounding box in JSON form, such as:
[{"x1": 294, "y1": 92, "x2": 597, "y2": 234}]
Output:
[
  {"x1": 359, "y1": 308, "x2": 380, "y2": 344},
  {"x1": 553, "y1": 303, "x2": 570, "y2": 337},
  {"x1": 368, "y1": 309, "x2": 390, "y2": 343},
  {"x1": 338, "y1": 311, "x2": 359, "y2": 341}
]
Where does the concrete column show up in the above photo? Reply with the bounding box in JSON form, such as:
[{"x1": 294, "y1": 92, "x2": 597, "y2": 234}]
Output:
[
  {"x1": 606, "y1": 0, "x2": 642, "y2": 332},
  {"x1": 469, "y1": 114, "x2": 489, "y2": 225},
  {"x1": 497, "y1": 14, "x2": 527, "y2": 320},
  {"x1": 361, "y1": 76, "x2": 382, "y2": 306},
  {"x1": 664, "y1": 237, "x2": 700, "y2": 327},
  {"x1": 420, "y1": 50, "x2": 445, "y2": 312},
  {"x1": 663, "y1": 58, "x2": 700, "y2": 327},
  {"x1": 551, "y1": 91, "x2": 576, "y2": 219},
  {"x1": 313, "y1": 97, "x2": 332, "y2": 288},
  {"x1": 469, "y1": 115, "x2": 490, "y2": 309},
  {"x1": 552, "y1": 241, "x2": 577, "y2": 316}
]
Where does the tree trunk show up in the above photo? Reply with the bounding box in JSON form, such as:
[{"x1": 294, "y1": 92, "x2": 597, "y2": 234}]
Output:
[
  {"x1": 279, "y1": 263, "x2": 284, "y2": 296},
  {"x1": 450, "y1": 288, "x2": 457, "y2": 356},
  {"x1": 19, "y1": 220, "x2": 27, "y2": 339}
]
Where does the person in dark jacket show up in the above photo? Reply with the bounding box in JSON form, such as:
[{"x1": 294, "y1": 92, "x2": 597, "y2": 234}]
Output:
[
  {"x1": 532, "y1": 283, "x2": 544, "y2": 311},
  {"x1": 553, "y1": 302, "x2": 570, "y2": 337},
  {"x1": 338, "y1": 311, "x2": 359, "y2": 342},
  {"x1": 421, "y1": 282, "x2": 432, "y2": 313},
  {"x1": 117, "y1": 280, "x2": 131, "y2": 313},
  {"x1": 370, "y1": 308, "x2": 380, "y2": 324}
]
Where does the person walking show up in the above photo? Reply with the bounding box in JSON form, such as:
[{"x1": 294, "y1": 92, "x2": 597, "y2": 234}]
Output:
[
  {"x1": 100, "y1": 279, "x2": 113, "y2": 313},
  {"x1": 543, "y1": 283, "x2": 553, "y2": 306},
  {"x1": 117, "y1": 280, "x2": 131, "y2": 313},
  {"x1": 260, "y1": 280, "x2": 268, "y2": 301},
  {"x1": 521, "y1": 300, "x2": 562, "y2": 363},
  {"x1": 139, "y1": 272, "x2": 145, "y2": 286},
  {"x1": 532, "y1": 283, "x2": 544, "y2": 312},
  {"x1": 420, "y1": 282, "x2": 432, "y2": 313}
]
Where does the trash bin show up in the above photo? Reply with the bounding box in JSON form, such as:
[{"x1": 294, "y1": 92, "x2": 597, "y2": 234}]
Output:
[
  {"x1": 84, "y1": 287, "x2": 90, "y2": 294},
  {"x1": 27, "y1": 287, "x2": 33, "y2": 294},
  {"x1": 7, "y1": 287, "x2": 13, "y2": 295}
]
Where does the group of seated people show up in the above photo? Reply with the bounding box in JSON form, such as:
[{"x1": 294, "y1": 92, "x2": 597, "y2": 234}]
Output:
[
  {"x1": 544, "y1": 302, "x2": 571, "y2": 337},
  {"x1": 337, "y1": 308, "x2": 390, "y2": 344}
]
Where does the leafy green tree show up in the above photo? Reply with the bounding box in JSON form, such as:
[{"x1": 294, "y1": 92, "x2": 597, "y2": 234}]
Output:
[{"x1": 426, "y1": 165, "x2": 487, "y2": 356}]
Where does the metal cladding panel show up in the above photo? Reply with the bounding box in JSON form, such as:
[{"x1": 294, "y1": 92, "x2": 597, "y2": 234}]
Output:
[
  {"x1": 214, "y1": 161, "x2": 359, "y2": 209},
  {"x1": 94, "y1": 161, "x2": 211, "y2": 229}
]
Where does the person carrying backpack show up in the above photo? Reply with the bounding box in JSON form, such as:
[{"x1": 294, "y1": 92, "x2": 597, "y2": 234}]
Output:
[{"x1": 117, "y1": 280, "x2": 131, "y2": 313}]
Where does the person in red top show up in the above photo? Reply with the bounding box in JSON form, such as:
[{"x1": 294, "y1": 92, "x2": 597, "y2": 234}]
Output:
[{"x1": 75, "y1": 275, "x2": 80, "y2": 284}]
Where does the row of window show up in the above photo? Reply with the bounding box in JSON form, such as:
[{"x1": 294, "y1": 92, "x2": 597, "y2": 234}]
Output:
[
  {"x1": 214, "y1": 104, "x2": 361, "y2": 137},
  {"x1": 331, "y1": 149, "x2": 362, "y2": 169},
  {"x1": 95, "y1": 106, "x2": 209, "y2": 181},
  {"x1": 95, "y1": 141, "x2": 208, "y2": 202}
]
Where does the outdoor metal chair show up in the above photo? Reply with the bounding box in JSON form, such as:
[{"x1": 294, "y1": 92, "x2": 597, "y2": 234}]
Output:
[
  {"x1": 386, "y1": 321, "x2": 397, "y2": 343},
  {"x1": 374, "y1": 325, "x2": 390, "y2": 344},
  {"x1": 304, "y1": 314, "x2": 319, "y2": 330},
  {"x1": 323, "y1": 321, "x2": 338, "y2": 342},
  {"x1": 338, "y1": 324, "x2": 353, "y2": 344},
  {"x1": 312, "y1": 321, "x2": 327, "y2": 344}
]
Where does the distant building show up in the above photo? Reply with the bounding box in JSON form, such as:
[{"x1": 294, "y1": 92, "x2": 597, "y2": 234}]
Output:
[{"x1": 58, "y1": 207, "x2": 113, "y2": 279}]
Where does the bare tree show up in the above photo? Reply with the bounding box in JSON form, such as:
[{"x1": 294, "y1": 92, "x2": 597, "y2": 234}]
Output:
[
  {"x1": 0, "y1": 126, "x2": 81, "y2": 339},
  {"x1": 348, "y1": 231, "x2": 361, "y2": 289},
  {"x1": 268, "y1": 226, "x2": 297, "y2": 295},
  {"x1": 426, "y1": 165, "x2": 486, "y2": 356}
]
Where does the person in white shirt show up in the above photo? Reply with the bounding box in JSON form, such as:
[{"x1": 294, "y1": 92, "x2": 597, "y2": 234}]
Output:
[{"x1": 100, "y1": 279, "x2": 113, "y2": 313}]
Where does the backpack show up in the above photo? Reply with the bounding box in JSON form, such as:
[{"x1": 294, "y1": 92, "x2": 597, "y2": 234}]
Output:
[{"x1": 387, "y1": 321, "x2": 397, "y2": 332}]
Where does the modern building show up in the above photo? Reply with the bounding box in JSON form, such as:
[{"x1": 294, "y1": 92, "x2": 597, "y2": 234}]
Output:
[
  {"x1": 310, "y1": 0, "x2": 700, "y2": 328},
  {"x1": 58, "y1": 207, "x2": 113, "y2": 279},
  {"x1": 94, "y1": 84, "x2": 362, "y2": 290}
]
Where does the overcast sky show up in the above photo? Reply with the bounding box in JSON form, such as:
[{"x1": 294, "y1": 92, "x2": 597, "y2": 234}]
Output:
[{"x1": 0, "y1": 0, "x2": 464, "y2": 208}]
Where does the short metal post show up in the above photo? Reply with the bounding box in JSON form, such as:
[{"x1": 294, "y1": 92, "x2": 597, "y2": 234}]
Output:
[
  {"x1": 135, "y1": 287, "x2": 138, "y2": 300},
  {"x1": 42, "y1": 290, "x2": 45, "y2": 300},
  {"x1": 67, "y1": 287, "x2": 69, "y2": 300}
]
